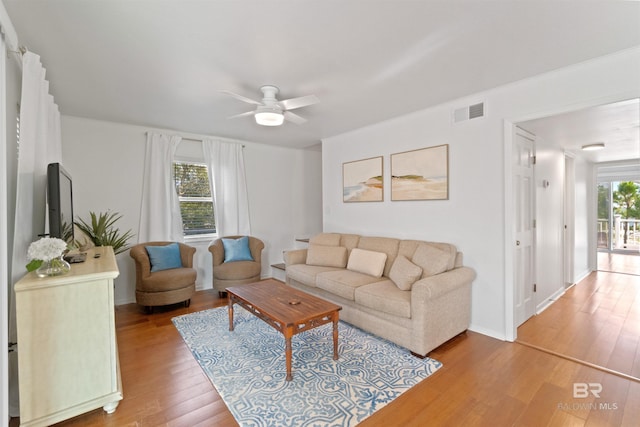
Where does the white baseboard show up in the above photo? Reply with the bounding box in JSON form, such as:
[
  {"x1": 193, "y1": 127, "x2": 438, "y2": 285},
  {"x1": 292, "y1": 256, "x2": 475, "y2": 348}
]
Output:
[
  {"x1": 536, "y1": 286, "x2": 565, "y2": 314},
  {"x1": 574, "y1": 268, "x2": 593, "y2": 284},
  {"x1": 115, "y1": 297, "x2": 134, "y2": 306}
]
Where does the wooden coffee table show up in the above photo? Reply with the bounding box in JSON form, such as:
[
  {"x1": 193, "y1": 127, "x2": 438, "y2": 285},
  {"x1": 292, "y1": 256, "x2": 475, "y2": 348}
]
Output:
[{"x1": 226, "y1": 279, "x2": 342, "y2": 381}]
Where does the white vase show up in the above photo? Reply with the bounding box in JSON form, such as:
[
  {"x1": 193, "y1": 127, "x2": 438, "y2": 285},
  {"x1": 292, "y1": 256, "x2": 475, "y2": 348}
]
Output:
[{"x1": 35, "y1": 255, "x2": 71, "y2": 277}]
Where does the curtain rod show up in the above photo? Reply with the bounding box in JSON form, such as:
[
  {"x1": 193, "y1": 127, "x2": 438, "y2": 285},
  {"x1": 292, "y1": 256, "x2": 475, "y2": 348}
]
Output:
[
  {"x1": 0, "y1": 2, "x2": 19, "y2": 52},
  {"x1": 7, "y1": 46, "x2": 25, "y2": 57},
  {"x1": 145, "y1": 131, "x2": 245, "y2": 148},
  {"x1": 180, "y1": 136, "x2": 245, "y2": 148},
  {"x1": 5, "y1": 46, "x2": 25, "y2": 70}
]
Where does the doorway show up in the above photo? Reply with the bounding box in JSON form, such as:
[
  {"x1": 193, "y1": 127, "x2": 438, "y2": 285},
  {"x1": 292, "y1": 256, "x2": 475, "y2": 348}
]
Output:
[
  {"x1": 512, "y1": 126, "x2": 536, "y2": 327},
  {"x1": 596, "y1": 171, "x2": 640, "y2": 276},
  {"x1": 511, "y1": 99, "x2": 640, "y2": 380}
]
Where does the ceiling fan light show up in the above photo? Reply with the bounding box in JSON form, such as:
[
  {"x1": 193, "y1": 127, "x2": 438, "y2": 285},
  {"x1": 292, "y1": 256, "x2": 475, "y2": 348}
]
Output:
[
  {"x1": 581, "y1": 143, "x2": 605, "y2": 151},
  {"x1": 255, "y1": 111, "x2": 284, "y2": 126}
]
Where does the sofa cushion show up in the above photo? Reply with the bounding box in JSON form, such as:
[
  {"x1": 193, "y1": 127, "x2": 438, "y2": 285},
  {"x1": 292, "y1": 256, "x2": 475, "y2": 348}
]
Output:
[
  {"x1": 389, "y1": 255, "x2": 422, "y2": 290},
  {"x1": 430, "y1": 242, "x2": 458, "y2": 271},
  {"x1": 340, "y1": 234, "x2": 361, "y2": 251},
  {"x1": 355, "y1": 280, "x2": 411, "y2": 319},
  {"x1": 398, "y1": 240, "x2": 458, "y2": 271},
  {"x1": 316, "y1": 270, "x2": 385, "y2": 300},
  {"x1": 306, "y1": 244, "x2": 348, "y2": 268},
  {"x1": 309, "y1": 233, "x2": 342, "y2": 246},
  {"x1": 213, "y1": 259, "x2": 262, "y2": 280},
  {"x1": 412, "y1": 243, "x2": 450, "y2": 277},
  {"x1": 142, "y1": 267, "x2": 196, "y2": 291},
  {"x1": 287, "y1": 264, "x2": 343, "y2": 287},
  {"x1": 357, "y1": 236, "x2": 400, "y2": 277},
  {"x1": 347, "y1": 248, "x2": 387, "y2": 278}
]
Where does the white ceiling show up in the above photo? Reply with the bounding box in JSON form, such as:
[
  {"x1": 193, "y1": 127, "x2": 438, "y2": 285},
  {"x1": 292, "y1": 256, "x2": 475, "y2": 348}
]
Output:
[
  {"x1": 4, "y1": 1, "x2": 640, "y2": 154},
  {"x1": 519, "y1": 98, "x2": 640, "y2": 163}
]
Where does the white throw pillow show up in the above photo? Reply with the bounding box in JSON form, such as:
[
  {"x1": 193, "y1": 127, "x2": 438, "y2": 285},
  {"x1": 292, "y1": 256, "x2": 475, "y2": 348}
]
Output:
[
  {"x1": 306, "y1": 244, "x2": 348, "y2": 268},
  {"x1": 412, "y1": 244, "x2": 449, "y2": 277},
  {"x1": 389, "y1": 255, "x2": 423, "y2": 290},
  {"x1": 347, "y1": 248, "x2": 387, "y2": 278}
]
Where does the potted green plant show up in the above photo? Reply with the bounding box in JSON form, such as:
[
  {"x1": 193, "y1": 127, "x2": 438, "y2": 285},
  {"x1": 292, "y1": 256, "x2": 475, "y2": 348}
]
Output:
[{"x1": 74, "y1": 211, "x2": 134, "y2": 255}]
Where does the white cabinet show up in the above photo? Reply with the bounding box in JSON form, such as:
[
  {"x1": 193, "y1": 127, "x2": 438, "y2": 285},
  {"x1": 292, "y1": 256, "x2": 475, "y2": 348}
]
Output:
[{"x1": 15, "y1": 246, "x2": 122, "y2": 427}]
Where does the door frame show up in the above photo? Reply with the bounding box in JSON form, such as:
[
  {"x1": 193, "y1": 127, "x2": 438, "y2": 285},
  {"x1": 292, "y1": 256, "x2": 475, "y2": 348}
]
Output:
[
  {"x1": 504, "y1": 95, "x2": 637, "y2": 342},
  {"x1": 503, "y1": 121, "x2": 517, "y2": 341},
  {"x1": 564, "y1": 153, "x2": 576, "y2": 288}
]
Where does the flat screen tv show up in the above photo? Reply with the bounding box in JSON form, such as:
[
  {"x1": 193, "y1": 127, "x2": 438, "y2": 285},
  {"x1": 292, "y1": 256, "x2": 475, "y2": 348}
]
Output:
[{"x1": 47, "y1": 162, "x2": 75, "y2": 245}]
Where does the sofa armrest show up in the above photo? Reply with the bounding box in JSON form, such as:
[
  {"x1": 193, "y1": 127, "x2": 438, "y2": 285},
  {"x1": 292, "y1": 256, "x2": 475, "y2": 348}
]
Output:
[
  {"x1": 412, "y1": 266, "x2": 476, "y2": 303},
  {"x1": 208, "y1": 241, "x2": 224, "y2": 266},
  {"x1": 283, "y1": 249, "x2": 308, "y2": 267},
  {"x1": 178, "y1": 243, "x2": 196, "y2": 268},
  {"x1": 410, "y1": 266, "x2": 476, "y2": 355},
  {"x1": 129, "y1": 245, "x2": 152, "y2": 279}
]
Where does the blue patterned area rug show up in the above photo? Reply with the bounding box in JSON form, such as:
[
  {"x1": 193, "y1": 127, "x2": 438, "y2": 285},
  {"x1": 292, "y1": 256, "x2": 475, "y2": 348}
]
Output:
[{"x1": 172, "y1": 307, "x2": 442, "y2": 426}]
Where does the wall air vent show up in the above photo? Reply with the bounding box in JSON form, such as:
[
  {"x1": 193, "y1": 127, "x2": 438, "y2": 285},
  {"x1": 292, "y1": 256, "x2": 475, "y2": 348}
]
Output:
[
  {"x1": 469, "y1": 102, "x2": 484, "y2": 119},
  {"x1": 453, "y1": 102, "x2": 485, "y2": 123}
]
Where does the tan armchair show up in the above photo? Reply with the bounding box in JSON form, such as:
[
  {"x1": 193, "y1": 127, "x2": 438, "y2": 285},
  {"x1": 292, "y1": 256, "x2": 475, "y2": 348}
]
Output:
[
  {"x1": 209, "y1": 236, "x2": 264, "y2": 297},
  {"x1": 130, "y1": 241, "x2": 197, "y2": 313}
]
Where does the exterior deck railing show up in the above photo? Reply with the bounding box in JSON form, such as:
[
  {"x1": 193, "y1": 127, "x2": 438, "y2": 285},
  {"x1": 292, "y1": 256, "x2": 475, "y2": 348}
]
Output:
[{"x1": 598, "y1": 216, "x2": 640, "y2": 251}]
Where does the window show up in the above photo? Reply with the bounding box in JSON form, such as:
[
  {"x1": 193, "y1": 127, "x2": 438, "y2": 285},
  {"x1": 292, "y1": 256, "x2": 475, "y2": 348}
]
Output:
[{"x1": 173, "y1": 161, "x2": 216, "y2": 237}]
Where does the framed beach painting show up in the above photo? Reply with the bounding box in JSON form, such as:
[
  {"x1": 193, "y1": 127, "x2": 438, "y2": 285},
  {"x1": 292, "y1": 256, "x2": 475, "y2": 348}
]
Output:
[
  {"x1": 343, "y1": 156, "x2": 383, "y2": 202},
  {"x1": 391, "y1": 144, "x2": 449, "y2": 201}
]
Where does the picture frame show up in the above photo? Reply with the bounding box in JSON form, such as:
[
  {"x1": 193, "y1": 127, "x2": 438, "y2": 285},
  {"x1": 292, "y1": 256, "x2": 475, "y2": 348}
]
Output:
[
  {"x1": 391, "y1": 144, "x2": 449, "y2": 201},
  {"x1": 342, "y1": 156, "x2": 383, "y2": 202}
]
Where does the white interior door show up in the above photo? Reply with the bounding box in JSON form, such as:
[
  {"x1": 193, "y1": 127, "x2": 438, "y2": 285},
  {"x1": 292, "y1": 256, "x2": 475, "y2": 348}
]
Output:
[{"x1": 513, "y1": 127, "x2": 536, "y2": 326}]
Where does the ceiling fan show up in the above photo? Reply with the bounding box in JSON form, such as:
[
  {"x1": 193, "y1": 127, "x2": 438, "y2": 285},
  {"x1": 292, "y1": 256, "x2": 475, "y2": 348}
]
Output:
[{"x1": 221, "y1": 85, "x2": 319, "y2": 126}]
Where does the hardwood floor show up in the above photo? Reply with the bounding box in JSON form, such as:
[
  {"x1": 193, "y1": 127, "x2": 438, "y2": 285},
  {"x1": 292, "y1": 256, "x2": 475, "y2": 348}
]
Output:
[
  {"x1": 11, "y1": 281, "x2": 640, "y2": 426},
  {"x1": 518, "y1": 258, "x2": 640, "y2": 381},
  {"x1": 598, "y1": 251, "x2": 640, "y2": 276}
]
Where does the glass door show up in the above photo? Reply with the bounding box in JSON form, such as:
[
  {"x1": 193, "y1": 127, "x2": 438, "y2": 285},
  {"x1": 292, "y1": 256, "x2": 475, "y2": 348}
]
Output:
[
  {"x1": 597, "y1": 182, "x2": 611, "y2": 250},
  {"x1": 597, "y1": 180, "x2": 640, "y2": 274}
]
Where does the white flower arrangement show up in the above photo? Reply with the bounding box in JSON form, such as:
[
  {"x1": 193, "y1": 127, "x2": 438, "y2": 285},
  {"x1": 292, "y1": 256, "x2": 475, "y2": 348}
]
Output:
[{"x1": 26, "y1": 237, "x2": 69, "y2": 272}]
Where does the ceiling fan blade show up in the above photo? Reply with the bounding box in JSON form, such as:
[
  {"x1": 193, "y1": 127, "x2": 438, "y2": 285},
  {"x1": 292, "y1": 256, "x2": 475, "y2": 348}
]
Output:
[
  {"x1": 220, "y1": 90, "x2": 262, "y2": 106},
  {"x1": 278, "y1": 94, "x2": 319, "y2": 111},
  {"x1": 284, "y1": 111, "x2": 307, "y2": 125},
  {"x1": 228, "y1": 110, "x2": 256, "y2": 120}
]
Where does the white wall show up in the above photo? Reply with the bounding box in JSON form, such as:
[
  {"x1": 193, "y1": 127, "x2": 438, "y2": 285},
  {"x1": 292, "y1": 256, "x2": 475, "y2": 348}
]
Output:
[
  {"x1": 322, "y1": 47, "x2": 640, "y2": 340},
  {"x1": 61, "y1": 116, "x2": 322, "y2": 304}
]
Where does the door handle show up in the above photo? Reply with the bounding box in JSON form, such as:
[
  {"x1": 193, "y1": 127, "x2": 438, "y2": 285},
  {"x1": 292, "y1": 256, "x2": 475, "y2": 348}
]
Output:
[{"x1": 516, "y1": 240, "x2": 521, "y2": 246}]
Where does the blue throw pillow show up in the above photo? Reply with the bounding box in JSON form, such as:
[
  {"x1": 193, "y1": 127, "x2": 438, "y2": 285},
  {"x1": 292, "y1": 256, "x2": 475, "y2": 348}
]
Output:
[
  {"x1": 146, "y1": 243, "x2": 183, "y2": 272},
  {"x1": 222, "y1": 236, "x2": 254, "y2": 263}
]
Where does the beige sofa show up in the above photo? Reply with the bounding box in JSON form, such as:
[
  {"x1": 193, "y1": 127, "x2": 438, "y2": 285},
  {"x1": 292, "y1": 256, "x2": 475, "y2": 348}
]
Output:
[{"x1": 284, "y1": 233, "x2": 475, "y2": 356}]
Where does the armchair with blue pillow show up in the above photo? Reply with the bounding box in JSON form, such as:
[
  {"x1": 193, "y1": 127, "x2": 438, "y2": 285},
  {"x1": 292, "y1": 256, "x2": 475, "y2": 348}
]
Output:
[
  {"x1": 208, "y1": 235, "x2": 264, "y2": 297},
  {"x1": 130, "y1": 241, "x2": 197, "y2": 313}
]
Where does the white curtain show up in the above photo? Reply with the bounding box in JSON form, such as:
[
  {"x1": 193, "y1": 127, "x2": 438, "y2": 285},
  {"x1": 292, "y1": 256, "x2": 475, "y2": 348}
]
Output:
[
  {"x1": 0, "y1": 30, "x2": 10, "y2": 423},
  {"x1": 8, "y1": 51, "x2": 62, "y2": 417},
  {"x1": 138, "y1": 132, "x2": 183, "y2": 242},
  {"x1": 203, "y1": 139, "x2": 251, "y2": 237}
]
